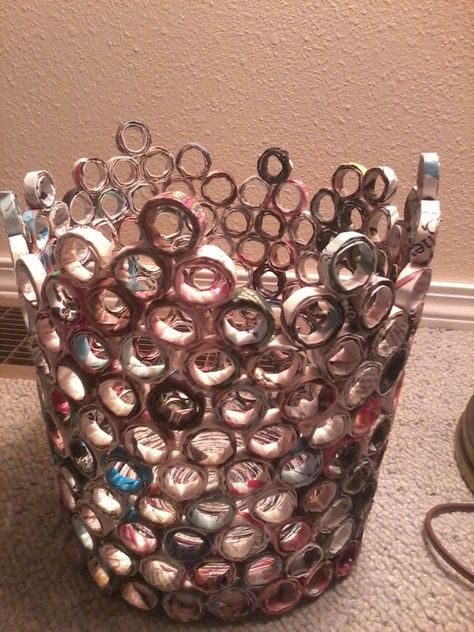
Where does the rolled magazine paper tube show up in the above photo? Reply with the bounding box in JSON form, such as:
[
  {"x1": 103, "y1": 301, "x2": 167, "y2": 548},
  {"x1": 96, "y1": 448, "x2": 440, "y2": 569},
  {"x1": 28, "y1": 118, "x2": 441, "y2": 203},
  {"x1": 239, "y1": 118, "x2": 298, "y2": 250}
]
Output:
[
  {"x1": 146, "y1": 378, "x2": 206, "y2": 429},
  {"x1": 212, "y1": 380, "x2": 268, "y2": 430},
  {"x1": 215, "y1": 287, "x2": 274, "y2": 349},
  {"x1": 121, "y1": 581, "x2": 158, "y2": 611},
  {"x1": 174, "y1": 244, "x2": 236, "y2": 306},
  {"x1": 252, "y1": 488, "x2": 297, "y2": 524},
  {"x1": 278, "y1": 449, "x2": 323, "y2": 487},
  {"x1": 36, "y1": 312, "x2": 62, "y2": 354},
  {"x1": 246, "y1": 335, "x2": 306, "y2": 390},
  {"x1": 87, "y1": 558, "x2": 114, "y2": 591},
  {"x1": 112, "y1": 246, "x2": 170, "y2": 301},
  {"x1": 72, "y1": 157, "x2": 109, "y2": 194},
  {"x1": 122, "y1": 424, "x2": 169, "y2": 465},
  {"x1": 416, "y1": 152, "x2": 440, "y2": 200},
  {"x1": 192, "y1": 558, "x2": 237, "y2": 591},
  {"x1": 235, "y1": 233, "x2": 269, "y2": 268},
  {"x1": 215, "y1": 523, "x2": 268, "y2": 561},
  {"x1": 403, "y1": 187, "x2": 420, "y2": 243},
  {"x1": 186, "y1": 496, "x2": 235, "y2": 532},
  {"x1": 183, "y1": 427, "x2": 236, "y2": 466},
  {"x1": 32, "y1": 212, "x2": 51, "y2": 252},
  {"x1": 224, "y1": 459, "x2": 272, "y2": 498},
  {"x1": 137, "y1": 494, "x2": 180, "y2": 527},
  {"x1": 257, "y1": 147, "x2": 293, "y2": 185},
  {"x1": 96, "y1": 189, "x2": 129, "y2": 225},
  {"x1": 238, "y1": 175, "x2": 271, "y2": 210},
  {"x1": 395, "y1": 262, "x2": 432, "y2": 315},
  {"x1": 175, "y1": 143, "x2": 212, "y2": 179},
  {"x1": 98, "y1": 543, "x2": 134, "y2": 575},
  {"x1": 343, "y1": 361, "x2": 382, "y2": 409},
  {"x1": 78, "y1": 405, "x2": 115, "y2": 450},
  {"x1": 208, "y1": 588, "x2": 256, "y2": 621},
  {"x1": 361, "y1": 166, "x2": 398, "y2": 204},
  {"x1": 310, "y1": 187, "x2": 339, "y2": 225},
  {"x1": 273, "y1": 519, "x2": 312, "y2": 554},
  {"x1": 70, "y1": 330, "x2": 111, "y2": 372},
  {"x1": 280, "y1": 372, "x2": 337, "y2": 422},
  {"x1": 311, "y1": 331, "x2": 366, "y2": 379},
  {"x1": 115, "y1": 120, "x2": 152, "y2": 155},
  {"x1": 349, "y1": 275, "x2": 395, "y2": 330},
  {"x1": 304, "y1": 561, "x2": 335, "y2": 598},
  {"x1": 162, "y1": 527, "x2": 211, "y2": 560},
  {"x1": 86, "y1": 281, "x2": 136, "y2": 334},
  {"x1": 139, "y1": 190, "x2": 206, "y2": 255},
  {"x1": 331, "y1": 163, "x2": 366, "y2": 200},
  {"x1": 0, "y1": 191, "x2": 28, "y2": 239},
  {"x1": 247, "y1": 424, "x2": 298, "y2": 459},
  {"x1": 162, "y1": 591, "x2": 204, "y2": 621},
  {"x1": 139, "y1": 555, "x2": 185, "y2": 591},
  {"x1": 79, "y1": 504, "x2": 104, "y2": 535},
  {"x1": 308, "y1": 412, "x2": 351, "y2": 448},
  {"x1": 269, "y1": 240, "x2": 298, "y2": 272},
  {"x1": 281, "y1": 285, "x2": 344, "y2": 348},
  {"x1": 243, "y1": 553, "x2": 283, "y2": 586},
  {"x1": 185, "y1": 343, "x2": 240, "y2": 389},
  {"x1": 97, "y1": 375, "x2": 142, "y2": 418},
  {"x1": 364, "y1": 205, "x2": 399, "y2": 247},
  {"x1": 69, "y1": 439, "x2": 97, "y2": 478},
  {"x1": 146, "y1": 296, "x2": 204, "y2": 347},
  {"x1": 255, "y1": 207, "x2": 286, "y2": 241},
  {"x1": 107, "y1": 156, "x2": 141, "y2": 189},
  {"x1": 272, "y1": 179, "x2": 308, "y2": 217},
  {"x1": 158, "y1": 465, "x2": 208, "y2": 502},
  {"x1": 56, "y1": 226, "x2": 114, "y2": 285},
  {"x1": 17, "y1": 282, "x2": 43, "y2": 333},
  {"x1": 409, "y1": 199, "x2": 441, "y2": 265},
  {"x1": 285, "y1": 543, "x2": 324, "y2": 577},
  {"x1": 318, "y1": 231, "x2": 376, "y2": 295},
  {"x1": 119, "y1": 332, "x2": 169, "y2": 382},
  {"x1": 201, "y1": 171, "x2": 238, "y2": 207},
  {"x1": 141, "y1": 146, "x2": 175, "y2": 184},
  {"x1": 252, "y1": 263, "x2": 287, "y2": 300},
  {"x1": 128, "y1": 180, "x2": 158, "y2": 215},
  {"x1": 201, "y1": 202, "x2": 219, "y2": 237},
  {"x1": 8, "y1": 233, "x2": 30, "y2": 262},
  {"x1": 387, "y1": 219, "x2": 405, "y2": 263},
  {"x1": 49, "y1": 201, "x2": 71, "y2": 237},
  {"x1": 116, "y1": 521, "x2": 158, "y2": 555},
  {"x1": 56, "y1": 360, "x2": 88, "y2": 402},
  {"x1": 350, "y1": 393, "x2": 383, "y2": 436},
  {"x1": 259, "y1": 578, "x2": 302, "y2": 615},
  {"x1": 63, "y1": 188, "x2": 95, "y2": 225},
  {"x1": 222, "y1": 205, "x2": 253, "y2": 239},
  {"x1": 23, "y1": 170, "x2": 56, "y2": 209},
  {"x1": 341, "y1": 459, "x2": 374, "y2": 494},
  {"x1": 105, "y1": 453, "x2": 152, "y2": 494},
  {"x1": 14, "y1": 253, "x2": 46, "y2": 309},
  {"x1": 372, "y1": 306, "x2": 409, "y2": 359}
]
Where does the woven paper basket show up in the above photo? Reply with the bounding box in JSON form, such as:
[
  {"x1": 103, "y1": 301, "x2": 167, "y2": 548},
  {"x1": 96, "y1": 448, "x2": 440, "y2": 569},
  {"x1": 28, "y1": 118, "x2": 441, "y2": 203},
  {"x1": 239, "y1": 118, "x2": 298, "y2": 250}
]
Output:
[{"x1": 0, "y1": 122, "x2": 440, "y2": 621}]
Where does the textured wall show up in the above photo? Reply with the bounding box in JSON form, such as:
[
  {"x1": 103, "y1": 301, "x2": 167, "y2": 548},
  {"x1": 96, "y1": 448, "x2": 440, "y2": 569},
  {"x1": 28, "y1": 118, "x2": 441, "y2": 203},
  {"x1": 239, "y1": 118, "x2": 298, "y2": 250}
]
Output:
[{"x1": 1, "y1": 0, "x2": 473, "y2": 282}]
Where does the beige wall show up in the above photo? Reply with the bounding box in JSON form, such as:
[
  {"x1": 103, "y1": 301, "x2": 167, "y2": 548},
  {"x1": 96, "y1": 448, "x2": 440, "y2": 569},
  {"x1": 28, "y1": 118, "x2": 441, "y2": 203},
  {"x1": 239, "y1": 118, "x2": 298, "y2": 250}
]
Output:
[{"x1": 1, "y1": 0, "x2": 473, "y2": 282}]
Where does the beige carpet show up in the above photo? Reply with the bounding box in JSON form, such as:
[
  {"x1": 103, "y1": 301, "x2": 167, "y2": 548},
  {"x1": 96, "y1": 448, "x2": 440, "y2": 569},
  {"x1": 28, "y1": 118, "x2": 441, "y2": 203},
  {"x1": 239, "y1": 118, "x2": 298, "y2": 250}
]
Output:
[{"x1": 0, "y1": 329, "x2": 473, "y2": 632}]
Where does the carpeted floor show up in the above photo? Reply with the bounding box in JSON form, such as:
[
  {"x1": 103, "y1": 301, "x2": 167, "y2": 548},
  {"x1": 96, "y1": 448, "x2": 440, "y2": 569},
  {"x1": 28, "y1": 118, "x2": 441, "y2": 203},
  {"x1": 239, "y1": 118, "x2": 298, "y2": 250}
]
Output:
[{"x1": 0, "y1": 329, "x2": 473, "y2": 632}]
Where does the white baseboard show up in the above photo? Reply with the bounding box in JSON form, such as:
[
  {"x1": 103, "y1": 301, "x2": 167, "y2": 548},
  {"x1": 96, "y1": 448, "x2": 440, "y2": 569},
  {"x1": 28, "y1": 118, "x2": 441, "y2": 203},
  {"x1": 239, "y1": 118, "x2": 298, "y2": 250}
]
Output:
[
  {"x1": 0, "y1": 256, "x2": 472, "y2": 329},
  {"x1": 420, "y1": 281, "x2": 474, "y2": 329}
]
